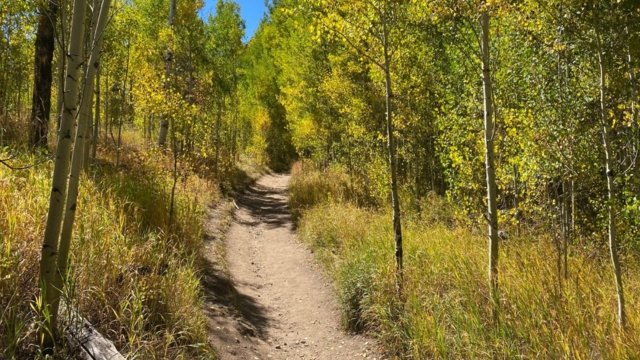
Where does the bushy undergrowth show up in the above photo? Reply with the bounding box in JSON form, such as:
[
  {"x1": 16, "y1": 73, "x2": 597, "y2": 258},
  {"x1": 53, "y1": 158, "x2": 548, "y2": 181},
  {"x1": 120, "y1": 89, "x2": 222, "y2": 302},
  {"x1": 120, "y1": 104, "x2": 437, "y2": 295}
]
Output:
[
  {"x1": 0, "y1": 146, "x2": 218, "y2": 359},
  {"x1": 292, "y1": 165, "x2": 640, "y2": 359}
]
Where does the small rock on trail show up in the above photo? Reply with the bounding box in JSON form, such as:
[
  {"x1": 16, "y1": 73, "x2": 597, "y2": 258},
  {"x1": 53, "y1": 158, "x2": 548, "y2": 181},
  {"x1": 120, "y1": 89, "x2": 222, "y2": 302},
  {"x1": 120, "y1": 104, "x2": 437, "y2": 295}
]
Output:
[{"x1": 202, "y1": 173, "x2": 384, "y2": 360}]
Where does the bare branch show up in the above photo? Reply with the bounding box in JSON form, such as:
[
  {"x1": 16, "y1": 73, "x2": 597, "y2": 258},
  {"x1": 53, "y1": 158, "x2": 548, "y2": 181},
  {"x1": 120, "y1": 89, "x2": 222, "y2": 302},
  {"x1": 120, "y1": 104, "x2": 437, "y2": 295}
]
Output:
[
  {"x1": 0, "y1": 154, "x2": 53, "y2": 171},
  {"x1": 323, "y1": 23, "x2": 385, "y2": 70}
]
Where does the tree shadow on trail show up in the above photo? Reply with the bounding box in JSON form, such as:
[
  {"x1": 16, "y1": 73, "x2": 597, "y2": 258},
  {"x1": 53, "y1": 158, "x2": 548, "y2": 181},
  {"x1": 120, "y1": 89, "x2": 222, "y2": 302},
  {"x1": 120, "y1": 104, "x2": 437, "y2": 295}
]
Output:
[
  {"x1": 200, "y1": 174, "x2": 293, "y2": 343},
  {"x1": 199, "y1": 197, "x2": 272, "y2": 341},
  {"x1": 199, "y1": 243, "x2": 271, "y2": 339},
  {"x1": 234, "y1": 176, "x2": 293, "y2": 230}
]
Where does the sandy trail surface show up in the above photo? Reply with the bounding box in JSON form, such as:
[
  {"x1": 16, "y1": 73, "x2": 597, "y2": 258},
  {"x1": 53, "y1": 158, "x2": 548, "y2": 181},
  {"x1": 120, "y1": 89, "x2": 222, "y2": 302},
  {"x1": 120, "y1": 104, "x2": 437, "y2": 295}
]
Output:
[{"x1": 201, "y1": 173, "x2": 383, "y2": 360}]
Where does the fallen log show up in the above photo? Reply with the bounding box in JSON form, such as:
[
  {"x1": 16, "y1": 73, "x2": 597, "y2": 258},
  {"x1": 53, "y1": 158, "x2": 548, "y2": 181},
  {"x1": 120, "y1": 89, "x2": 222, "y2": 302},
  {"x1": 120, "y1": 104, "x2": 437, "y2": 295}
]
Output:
[{"x1": 61, "y1": 305, "x2": 125, "y2": 360}]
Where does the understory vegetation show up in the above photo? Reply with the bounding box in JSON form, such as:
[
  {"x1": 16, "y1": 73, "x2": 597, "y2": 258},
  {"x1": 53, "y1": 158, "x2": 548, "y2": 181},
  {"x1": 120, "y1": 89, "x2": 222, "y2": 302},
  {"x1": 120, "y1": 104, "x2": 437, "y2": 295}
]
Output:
[
  {"x1": 4, "y1": 0, "x2": 640, "y2": 357},
  {"x1": 0, "y1": 129, "x2": 223, "y2": 359},
  {"x1": 291, "y1": 163, "x2": 640, "y2": 359},
  {"x1": 2, "y1": 0, "x2": 258, "y2": 356}
]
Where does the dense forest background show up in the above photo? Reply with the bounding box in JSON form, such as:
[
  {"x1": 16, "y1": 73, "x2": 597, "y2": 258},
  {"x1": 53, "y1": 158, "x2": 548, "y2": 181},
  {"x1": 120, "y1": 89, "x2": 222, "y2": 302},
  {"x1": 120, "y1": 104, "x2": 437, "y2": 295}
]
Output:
[{"x1": 1, "y1": 0, "x2": 640, "y2": 358}]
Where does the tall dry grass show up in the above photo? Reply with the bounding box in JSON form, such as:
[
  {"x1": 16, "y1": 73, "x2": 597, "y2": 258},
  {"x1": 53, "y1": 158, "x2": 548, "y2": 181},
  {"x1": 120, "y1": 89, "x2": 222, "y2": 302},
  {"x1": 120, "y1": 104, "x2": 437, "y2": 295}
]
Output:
[
  {"x1": 0, "y1": 143, "x2": 218, "y2": 358},
  {"x1": 292, "y1": 164, "x2": 640, "y2": 359},
  {"x1": 288, "y1": 161, "x2": 376, "y2": 222}
]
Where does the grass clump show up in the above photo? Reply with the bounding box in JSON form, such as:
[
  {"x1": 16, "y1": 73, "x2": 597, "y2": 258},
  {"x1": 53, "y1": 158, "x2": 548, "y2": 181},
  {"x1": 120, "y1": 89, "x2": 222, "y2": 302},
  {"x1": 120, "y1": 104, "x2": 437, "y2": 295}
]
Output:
[
  {"x1": 0, "y1": 147, "x2": 217, "y2": 359},
  {"x1": 288, "y1": 161, "x2": 364, "y2": 222},
  {"x1": 292, "y1": 165, "x2": 640, "y2": 359}
]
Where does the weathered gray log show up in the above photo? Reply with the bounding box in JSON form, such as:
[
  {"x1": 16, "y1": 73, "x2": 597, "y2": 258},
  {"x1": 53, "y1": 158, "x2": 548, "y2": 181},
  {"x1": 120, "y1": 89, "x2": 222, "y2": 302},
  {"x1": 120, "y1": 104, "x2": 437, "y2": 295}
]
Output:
[{"x1": 61, "y1": 306, "x2": 125, "y2": 360}]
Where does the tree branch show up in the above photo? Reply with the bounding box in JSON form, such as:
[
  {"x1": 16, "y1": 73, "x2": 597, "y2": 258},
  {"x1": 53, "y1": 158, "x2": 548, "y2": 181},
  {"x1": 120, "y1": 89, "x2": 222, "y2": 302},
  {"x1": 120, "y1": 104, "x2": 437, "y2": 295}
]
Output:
[{"x1": 0, "y1": 154, "x2": 53, "y2": 170}]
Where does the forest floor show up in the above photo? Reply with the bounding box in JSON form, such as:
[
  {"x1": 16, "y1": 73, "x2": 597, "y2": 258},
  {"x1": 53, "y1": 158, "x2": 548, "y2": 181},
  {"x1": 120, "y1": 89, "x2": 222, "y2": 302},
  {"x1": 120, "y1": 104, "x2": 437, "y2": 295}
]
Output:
[{"x1": 200, "y1": 173, "x2": 384, "y2": 360}]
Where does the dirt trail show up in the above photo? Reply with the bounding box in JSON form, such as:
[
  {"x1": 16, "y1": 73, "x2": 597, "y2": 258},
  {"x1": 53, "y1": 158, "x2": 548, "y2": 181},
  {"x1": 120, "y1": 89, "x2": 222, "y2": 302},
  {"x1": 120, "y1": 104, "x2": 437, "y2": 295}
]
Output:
[{"x1": 201, "y1": 173, "x2": 383, "y2": 360}]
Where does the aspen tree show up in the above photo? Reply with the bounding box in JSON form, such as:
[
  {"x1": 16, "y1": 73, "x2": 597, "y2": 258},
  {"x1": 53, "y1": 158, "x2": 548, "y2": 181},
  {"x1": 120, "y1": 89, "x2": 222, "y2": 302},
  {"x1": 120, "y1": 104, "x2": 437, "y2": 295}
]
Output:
[
  {"x1": 157, "y1": 0, "x2": 177, "y2": 147},
  {"x1": 480, "y1": 2, "x2": 499, "y2": 301},
  {"x1": 30, "y1": 0, "x2": 58, "y2": 148},
  {"x1": 50, "y1": 0, "x2": 112, "y2": 321},
  {"x1": 382, "y1": 10, "x2": 404, "y2": 284},
  {"x1": 308, "y1": 0, "x2": 408, "y2": 287},
  {"x1": 92, "y1": 65, "x2": 101, "y2": 160},
  {"x1": 39, "y1": 0, "x2": 88, "y2": 341},
  {"x1": 596, "y1": 25, "x2": 626, "y2": 330},
  {"x1": 80, "y1": 0, "x2": 102, "y2": 171}
]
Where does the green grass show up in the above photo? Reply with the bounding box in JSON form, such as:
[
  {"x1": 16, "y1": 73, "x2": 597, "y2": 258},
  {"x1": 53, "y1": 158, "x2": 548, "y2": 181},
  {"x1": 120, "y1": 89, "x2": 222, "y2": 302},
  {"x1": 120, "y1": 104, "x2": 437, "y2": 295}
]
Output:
[
  {"x1": 0, "y1": 145, "x2": 218, "y2": 359},
  {"x1": 292, "y1": 164, "x2": 640, "y2": 359}
]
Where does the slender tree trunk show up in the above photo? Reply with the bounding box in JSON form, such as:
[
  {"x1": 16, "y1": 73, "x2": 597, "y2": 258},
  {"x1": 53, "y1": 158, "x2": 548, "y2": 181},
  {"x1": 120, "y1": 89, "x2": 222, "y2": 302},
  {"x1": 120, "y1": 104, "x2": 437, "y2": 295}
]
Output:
[
  {"x1": 215, "y1": 99, "x2": 222, "y2": 180},
  {"x1": 624, "y1": 25, "x2": 637, "y2": 135},
  {"x1": 0, "y1": 55, "x2": 6, "y2": 117},
  {"x1": 82, "y1": 89, "x2": 93, "y2": 170},
  {"x1": 623, "y1": 24, "x2": 639, "y2": 155},
  {"x1": 55, "y1": 60, "x2": 64, "y2": 129},
  {"x1": 51, "y1": 0, "x2": 111, "y2": 324},
  {"x1": 169, "y1": 137, "x2": 180, "y2": 226},
  {"x1": 78, "y1": 0, "x2": 100, "y2": 170},
  {"x1": 512, "y1": 164, "x2": 519, "y2": 236},
  {"x1": 30, "y1": 0, "x2": 58, "y2": 148},
  {"x1": 157, "y1": 0, "x2": 176, "y2": 147},
  {"x1": 55, "y1": 47, "x2": 64, "y2": 130},
  {"x1": 56, "y1": 0, "x2": 70, "y2": 131},
  {"x1": 116, "y1": 45, "x2": 131, "y2": 168},
  {"x1": 144, "y1": 114, "x2": 148, "y2": 146},
  {"x1": 596, "y1": 31, "x2": 626, "y2": 330},
  {"x1": 562, "y1": 178, "x2": 570, "y2": 280},
  {"x1": 481, "y1": 7, "x2": 499, "y2": 301},
  {"x1": 16, "y1": 75, "x2": 23, "y2": 119},
  {"x1": 571, "y1": 179, "x2": 576, "y2": 234},
  {"x1": 383, "y1": 32, "x2": 403, "y2": 288},
  {"x1": 104, "y1": 68, "x2": 109, "y2": 146},
  {"x1": 116, "y1": 104, "x2": 123, "y2": 167},
  {"x1": 1, "y1": 74, "x2": 7, "y2": 119},
  {"x1": 143, "y1": 113, "x2": 148, "y2": 145},
  {"x1": 92, "y1": 66, "x2": 100, "y2": 160},
  {"x1": 150, "y1": 115, "x2": 154, "y2": 144},
  {"x1": 38, "y1": 0, "x2": 88, "y2": 347},
  {"x1": 158, "y1": 115, "x2": 169, "y2": 147},
  {"x1": 232, "y1": 97, "x2": 238, "y2": 162}
]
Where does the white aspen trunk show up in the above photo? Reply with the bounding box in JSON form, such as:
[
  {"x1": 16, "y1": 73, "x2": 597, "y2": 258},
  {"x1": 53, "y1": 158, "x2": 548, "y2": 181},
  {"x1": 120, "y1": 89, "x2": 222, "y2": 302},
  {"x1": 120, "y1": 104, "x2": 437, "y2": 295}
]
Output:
[
  {"x1": 104, "y1": 67, "x2": 109, "y2": 146},
  {"x1": 116, "y1": 47, "x2": 131, "y2": 168},
  {"x1": 561, "y1": 178, "x2": 569, "y2": 282},
  {"x1": 597, "y1": 31, "x2": 626, "y2": 330},
  {"x1": 50, "y1": 0, "x2": 111, "y2": 323},
  {"x1": 82, "y1": 92, "x2": 93, "y2": 170},
  {"x1": 38, "y1": 0, "x2": 88, "y2": 341},
  {"x1": 481, "y1": 7, "x2": 499, "y2": 300},
  {"x1": 81, "y1": 0, "x2": 100, "y2": 170},
  {"x1": 215, "y1": 99, "x2": 222, "y2": 179},
  {"x1": 571, "y1": 180, "x2": 576, "y2": 234},
  {"x1": 56, "y1": 0, "x2": 70, "y2": 130},
  {"x1": 233, "y1": 99, "x2": 239, "y2": 161},
  {"x1": 623, "y1": 24, "x2": 639, "y2": 156},
  {"x1": 116, "y1": 91, "x2": 123, "y2": 167},
  {"x1": 625, "y1": 26, "x2": 637, "y2": 130},
  {"x1": 513, "y1": 164, "x2": 519, "y2": 236},
  {"x1": 56, "y1": 33, "x2": 65, "y2": 129},
  {"x1": 92, "y1": 65, "x2": 100, "y2": 160},
  {"x1": 382, "y1": 24, "x2": 403, "y2": 287},
  {"x1": 232, "y1": 61, "x2": 239, "y2": 161},
  {"x1": 556, "y1": 15, "x2": 568, "y2": 282},
  {"x1": 157, "y1": 0, "x2": 176, "y2": 147}
]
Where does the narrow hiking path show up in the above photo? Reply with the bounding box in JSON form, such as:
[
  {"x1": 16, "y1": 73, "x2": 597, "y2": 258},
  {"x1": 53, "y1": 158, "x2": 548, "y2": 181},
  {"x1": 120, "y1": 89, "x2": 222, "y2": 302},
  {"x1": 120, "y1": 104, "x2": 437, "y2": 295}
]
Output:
[{"x1": 201, "y1": 173, "x2": 384, "y2": 360}]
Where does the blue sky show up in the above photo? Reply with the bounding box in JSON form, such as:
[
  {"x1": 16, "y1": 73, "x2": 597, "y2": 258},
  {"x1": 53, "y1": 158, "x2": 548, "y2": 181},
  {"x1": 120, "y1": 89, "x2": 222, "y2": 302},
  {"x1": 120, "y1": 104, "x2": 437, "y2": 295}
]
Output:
[{"x1": 199, "y1": 0, "x2": 269, "y2": 42}]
